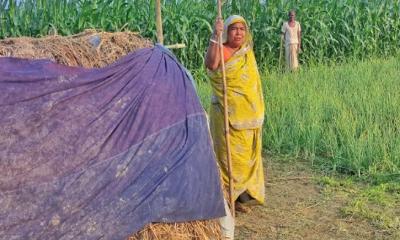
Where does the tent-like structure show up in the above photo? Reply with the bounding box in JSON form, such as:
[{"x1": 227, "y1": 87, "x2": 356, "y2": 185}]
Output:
[{"x1": 0, "y1": 45, "x2": 225, "y2": 239}]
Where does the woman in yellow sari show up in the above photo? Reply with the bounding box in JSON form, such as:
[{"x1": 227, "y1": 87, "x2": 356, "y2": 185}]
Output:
[{"x1": 205, "y1": 15, "x2": 265, "y2": 207}]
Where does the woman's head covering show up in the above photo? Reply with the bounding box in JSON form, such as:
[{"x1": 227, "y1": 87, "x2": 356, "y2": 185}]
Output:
[{"x1": 222, "y1": 15, "x2": 253, "y2": 47}]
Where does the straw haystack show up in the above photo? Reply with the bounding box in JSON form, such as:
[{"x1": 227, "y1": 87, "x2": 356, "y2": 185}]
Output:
[
  {"x1": 0, "y1": 30, "x2": 222, "y2": 240},
  {"x1": 0, "y1": 29, "x2": 153, "y2": 68},
  {"x1": 130, "y1": 221, "x2": 222, "y2": 240}
]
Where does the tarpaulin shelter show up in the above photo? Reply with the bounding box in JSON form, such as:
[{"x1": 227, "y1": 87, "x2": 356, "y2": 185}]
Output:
[{"x1": 0, "y1": 45, "x2": 225, "y2": 239}]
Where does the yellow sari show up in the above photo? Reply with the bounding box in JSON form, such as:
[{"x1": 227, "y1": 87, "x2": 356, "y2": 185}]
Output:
[{"x1": 208, "y1": 15, "x2": 265, "y2": 204}]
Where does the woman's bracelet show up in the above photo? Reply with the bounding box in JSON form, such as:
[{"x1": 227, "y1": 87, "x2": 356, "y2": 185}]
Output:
[{"x1": 209, "y1": 38, "x2": 218, "y2": 44}]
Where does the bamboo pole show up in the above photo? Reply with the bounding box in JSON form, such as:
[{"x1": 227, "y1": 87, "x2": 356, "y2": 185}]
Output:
[
  {"x1": 155, "y1": 0, "x2": 185, "y2": 49},
  {"x1": 155, "y1": 0, "x2": 164, "y2": 44},
  {"x1": 217, "y1": 0, "x2": 235, "y2": 217},
  {"x1": 164, "y1": 43, "x2": 186, "y2": 49}
]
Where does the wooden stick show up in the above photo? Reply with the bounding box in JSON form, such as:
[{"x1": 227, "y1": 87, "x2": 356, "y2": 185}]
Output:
[
  {"x1": 155, "y1": 0, "x2": 184, "y2": 50},
  {"x1": 165, "y1": 43, "x2": 186, "y2": 49},
  {"x1": 217, "y1": 0, "x2": 235, "y2": 218},
  {"x1": 155, "y1": 0, "x2": 164, "y2": 44}
]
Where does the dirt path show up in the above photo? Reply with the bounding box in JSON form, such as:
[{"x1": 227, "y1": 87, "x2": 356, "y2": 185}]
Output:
[{"x1": 235, "y1": 155, "x2": 399, "y2": 240}]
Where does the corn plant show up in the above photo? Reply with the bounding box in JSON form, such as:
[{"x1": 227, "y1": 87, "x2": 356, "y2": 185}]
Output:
[{"x1": 1, "y1": 0, "x2": 399, "y2": 70}]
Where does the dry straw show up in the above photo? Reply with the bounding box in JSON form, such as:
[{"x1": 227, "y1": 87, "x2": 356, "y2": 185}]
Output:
[
  {"x1": 0, "y1": 29, "x2": 153, "y2": 67},
  {"x1": 0, "y1": 30, "x2": 222, "y2": 240},
  {"x1": 129, "y1": 220, "x2": 222, "y2": 240}
]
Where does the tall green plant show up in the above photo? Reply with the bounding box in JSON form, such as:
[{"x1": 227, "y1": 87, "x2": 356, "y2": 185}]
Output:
[{"x1": 1, "y1": 0, "x2": 399, "y2": 70}]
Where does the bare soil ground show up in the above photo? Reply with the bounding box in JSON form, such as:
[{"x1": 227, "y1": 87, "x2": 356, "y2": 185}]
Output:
[{"x1": 235, "y1": 155, "x2": 400, "y2": 240}]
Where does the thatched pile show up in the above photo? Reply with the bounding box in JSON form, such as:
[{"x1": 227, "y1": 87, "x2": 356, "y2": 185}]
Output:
[
  {"x1": 0, "y1": 30, "x2": 222, "y2": 240},
  {"x1": 130, "y1": 221, "x2": 222, "y2": 240},
  {"x1": 0, "y1": 29, "x2": 153, "y2": 68}
]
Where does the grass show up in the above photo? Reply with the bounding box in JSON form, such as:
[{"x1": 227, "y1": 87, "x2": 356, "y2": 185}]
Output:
[
  {"x1": 318, "y1": 175, "x2": 400, "y2": 235},
  {"x1": 195, "y1": 55, "x2": 400, "y2": 177}
]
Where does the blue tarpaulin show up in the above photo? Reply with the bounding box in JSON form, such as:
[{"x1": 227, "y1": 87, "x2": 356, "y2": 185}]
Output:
[{"x1": 0, "y1": 45, "x2": 225, "y2": 239}]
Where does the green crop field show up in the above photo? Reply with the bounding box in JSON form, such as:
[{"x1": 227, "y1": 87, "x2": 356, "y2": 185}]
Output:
[
  {"x1": 1, "y1": 0, "x2": 400, "y2": 69},
  {"x1": 1, "y1": 0, "x2": 400, "y2": 178}
]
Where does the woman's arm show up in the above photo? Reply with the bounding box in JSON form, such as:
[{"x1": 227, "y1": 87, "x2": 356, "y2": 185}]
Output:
[{"x1": 205, "y1": 18, "x2": 224, "y2": 71}]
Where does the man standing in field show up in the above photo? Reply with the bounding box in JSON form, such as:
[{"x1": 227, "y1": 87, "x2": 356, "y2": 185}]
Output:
[{"x1": 281, "y1": 10, "x2": 302, "y2": 71}]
